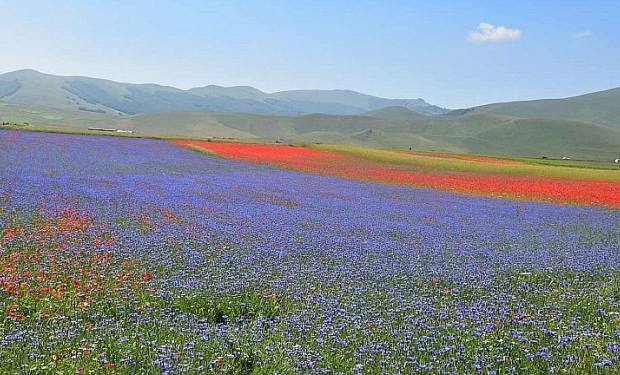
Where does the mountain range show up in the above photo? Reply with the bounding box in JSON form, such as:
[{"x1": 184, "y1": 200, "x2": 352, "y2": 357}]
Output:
[
  {"x1": 1, "y1": 69, "x2": 619, "y2": 160},
  {"x1": 0, "y1": 69, "x2": 447, "y2": 116}
]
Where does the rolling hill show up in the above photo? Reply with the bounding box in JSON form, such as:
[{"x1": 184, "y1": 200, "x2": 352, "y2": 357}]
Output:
[
  {"x1": 1, "y1": 69, "x2": 619, "y2": 160},
  {"x1": 3, "y1": 99, "x2": 620, "y2": 160},
  {"x1": 447, "y1": 87, "x2": 620, "y2": 129},
  {"x1": 363, "y1": 106, "x2": 424, "y2": 120},
  {"x1": 0, "y1": 69, "x2": 448, "y2": 116}
]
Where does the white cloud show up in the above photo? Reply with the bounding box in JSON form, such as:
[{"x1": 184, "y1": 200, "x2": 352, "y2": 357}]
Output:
[
  {"x1": 572, "y1": 30, "x2": 590, "y2": 40},
  {"x1": 468, "y1": 22, "x2": 522, "y2": 42}
]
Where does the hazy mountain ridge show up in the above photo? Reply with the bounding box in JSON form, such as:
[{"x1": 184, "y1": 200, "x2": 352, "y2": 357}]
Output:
[
  {"x1": 0, "y1": 69, "x2": 448, "y2": 116},
  {"x1": 1, "y1": 69, "x2": 620, "y2": 160}
]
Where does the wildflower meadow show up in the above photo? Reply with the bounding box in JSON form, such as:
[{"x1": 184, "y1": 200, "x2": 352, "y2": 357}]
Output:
[
  {"x1": 172, "y1": 141, "x2": 620, "y2": 207},
  {"x1": 2, "y1": 129, "x2": 620, "y2": 374}
]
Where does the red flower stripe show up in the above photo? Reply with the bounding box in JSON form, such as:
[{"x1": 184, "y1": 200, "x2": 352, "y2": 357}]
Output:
[{"x1": 171, "y1": 140, "x2": 620, "y2": 207}]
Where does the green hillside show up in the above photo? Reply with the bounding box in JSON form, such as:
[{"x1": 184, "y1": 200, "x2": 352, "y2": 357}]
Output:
[
  {"x1": 0, "y1": 100, "x2": 116, "y2": 127},
  {"x1": 2, "y1": 70, "x2": 619, "y2": 160},
  {"x1": 364, "y1": 106, "x2": 424, "y2": 120},
  {"x1": 0, "y1": 69, "x2": 447, "y2": 116},
  {"x1": 447, "y1": 117, "x2": 620, "y2": 159},
  {"x1": 453, "y1": 87, "x2": 620, "y2": 128},
  {"x1": 3, "y1": 100, "x2": 620, "y2": 160}
]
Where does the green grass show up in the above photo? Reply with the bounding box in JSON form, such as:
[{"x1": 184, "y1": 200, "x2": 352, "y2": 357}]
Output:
[
  {"x1": 508, "y1": 156, "x2": 620, "y2": 170},
  {"x1": 173, "y1": 290, "x2": 293, "y2": 324},
  {"x1": 41, "y1": 113, "x2": 64, "y2": 120},
  {"x1": 313, "y1": 144, "x2": 620, "y2": 182}
]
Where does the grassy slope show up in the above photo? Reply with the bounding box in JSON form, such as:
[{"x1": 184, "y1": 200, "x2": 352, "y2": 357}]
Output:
[
  {"x1": 0, "y1": 101, "x2": 115, "y2": 127},
  {"x1": 460, "y1": 118, "x2": 620, "y2": 159},
  {"x1": 462, "y1": 87, "x2": 620, "y2": 128},
  {"x1": 363, "y1": 106, "x2": 425, "y2": 120},
  {"x1": 3, "y1": 99, "x2": 620, "y2": 160},
  {"x1": 0, "y1": 70, "x2": 448, "y2": 116},
  {"x1": 0, "y1": 70, "x2": 124, "y2": 114},
  {"x1": 0, "y1": 69, "x2": 70, "y2": 107}
]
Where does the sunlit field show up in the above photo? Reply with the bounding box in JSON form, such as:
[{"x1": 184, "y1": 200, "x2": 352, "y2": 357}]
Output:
[
  {"x1": 172, "y1": 140, "x2": 620, "y2": 207},
  {"x1": 2, "y1": 130, "x2": 620, "y2": 374}
]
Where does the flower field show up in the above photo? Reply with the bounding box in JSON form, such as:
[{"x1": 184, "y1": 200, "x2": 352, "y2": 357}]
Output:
[
  {"x1": 2, "y1": 129, "x2": 620, "y2": 374},
  {"x1": 171, "y1": 141, "x2": 620, "y2": 207}
]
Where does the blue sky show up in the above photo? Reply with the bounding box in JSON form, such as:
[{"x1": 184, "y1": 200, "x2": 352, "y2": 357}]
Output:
[{"x1": 1, "y1": 0, "x2": 619, "y2": 108}]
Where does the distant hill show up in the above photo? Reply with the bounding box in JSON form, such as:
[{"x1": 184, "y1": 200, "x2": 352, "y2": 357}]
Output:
[
  {"x1": 446, "y1": 87, "x2": 620, "y2": 128},
  {"x1": 2, "y1": 69, "x2": 620, "y2": 160},
  {"x1": 3, "y1": 100, "x2": 620, "y2": 160},
  {"x1": 364, "y1": 106, "x2": 423, "y2": 120},
  {"x1": 0, "y1": 69, "x2": 448, "y2": 116}
]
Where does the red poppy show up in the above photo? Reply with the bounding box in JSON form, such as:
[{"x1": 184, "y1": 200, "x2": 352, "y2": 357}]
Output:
[{"x1": 172, "y1": 140, "x2": 620, "y2": 207}]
